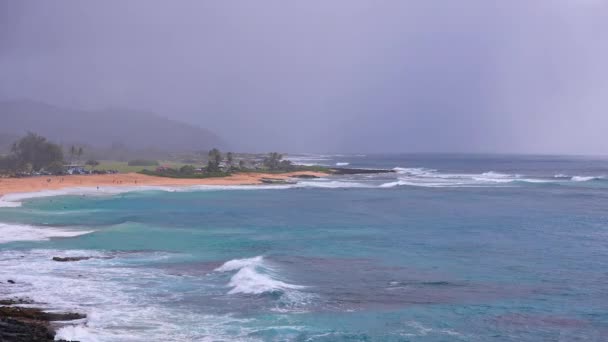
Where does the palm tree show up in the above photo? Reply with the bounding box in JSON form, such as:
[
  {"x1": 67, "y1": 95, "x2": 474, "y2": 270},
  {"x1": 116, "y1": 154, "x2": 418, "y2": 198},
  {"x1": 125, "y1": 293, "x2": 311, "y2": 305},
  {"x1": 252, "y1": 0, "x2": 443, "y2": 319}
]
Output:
[
  {"x1": 207, "y1": 148, "x2": 222, "y2": 172},
  {"x1": 77, "y1": 147, "x2": 83, "y2": 163},
  {"x1": 226, "y1": 152, "x2": 234, "y2": 168},
  {"x1": 263, "y1": 152, "x2": 283, "y2": 170},
  {"x1": 69, "y1": 145, "x2": 76, "y2": 165}
]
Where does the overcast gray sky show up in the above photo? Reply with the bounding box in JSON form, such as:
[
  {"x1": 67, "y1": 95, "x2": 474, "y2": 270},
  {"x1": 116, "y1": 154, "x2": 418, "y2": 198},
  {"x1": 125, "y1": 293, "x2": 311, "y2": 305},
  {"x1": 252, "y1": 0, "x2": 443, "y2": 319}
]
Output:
[{"x1": 1, "y1": 0, "x2": 607, "y2": 153}]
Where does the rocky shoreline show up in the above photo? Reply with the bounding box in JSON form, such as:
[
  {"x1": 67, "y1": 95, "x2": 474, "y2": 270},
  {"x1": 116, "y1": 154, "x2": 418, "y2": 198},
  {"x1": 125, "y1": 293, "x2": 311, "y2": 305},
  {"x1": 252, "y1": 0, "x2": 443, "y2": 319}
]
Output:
[{"x1": 0, "y1": 296, "x2": 84, "y2": 342}]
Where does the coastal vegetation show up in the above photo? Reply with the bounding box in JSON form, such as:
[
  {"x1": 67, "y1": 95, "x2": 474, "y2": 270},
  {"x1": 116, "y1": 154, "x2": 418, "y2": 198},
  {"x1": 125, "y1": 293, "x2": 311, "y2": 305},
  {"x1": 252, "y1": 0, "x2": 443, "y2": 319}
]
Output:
[
  {"x1": 0, "y1": 133, "x2": 334, "y2": 179},
  {"x1": 127, "y1": 159, "x2": 159, "y2": 166},
  {"x1": 138, "y1": 149, "x2": 330, "y2": 179},
  {"x1": 0, "y1": 132, "x2": 64, "y2": 175},
  {"x1": 85, "y1": 159, "x2": 100, "y2": 168}
]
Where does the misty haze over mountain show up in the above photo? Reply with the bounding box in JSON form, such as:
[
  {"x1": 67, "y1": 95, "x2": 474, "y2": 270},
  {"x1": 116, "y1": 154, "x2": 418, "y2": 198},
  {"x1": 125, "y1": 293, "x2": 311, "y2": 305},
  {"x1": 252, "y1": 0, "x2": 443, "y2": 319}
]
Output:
[
  {"x1": 1, "y1": 1, "x2": 607, "y2": 154},
  {"x1": 0, "y1": 100, "x2": 225, "y2": 153}
]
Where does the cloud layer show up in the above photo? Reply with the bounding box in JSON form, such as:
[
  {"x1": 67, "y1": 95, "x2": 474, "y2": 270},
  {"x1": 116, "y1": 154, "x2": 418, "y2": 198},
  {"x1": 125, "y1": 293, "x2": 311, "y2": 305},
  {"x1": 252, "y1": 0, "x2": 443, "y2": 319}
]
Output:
[{"x1": 1, "y1": 0, "x2": 606, "y2": 153}]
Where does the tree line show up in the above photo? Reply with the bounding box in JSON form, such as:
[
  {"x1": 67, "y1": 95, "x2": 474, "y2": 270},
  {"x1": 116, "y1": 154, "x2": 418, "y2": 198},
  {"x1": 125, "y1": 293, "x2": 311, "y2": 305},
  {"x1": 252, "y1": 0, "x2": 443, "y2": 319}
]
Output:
[
  {"x1": 207, "y1": 149, "x2": 294, "y2": 172},
  {"x1": 0, "y1": 132, "x2": 89, "y2": 176},
  {"x1": 0, "y1": 133, "x2": 304, "y2": 178}
]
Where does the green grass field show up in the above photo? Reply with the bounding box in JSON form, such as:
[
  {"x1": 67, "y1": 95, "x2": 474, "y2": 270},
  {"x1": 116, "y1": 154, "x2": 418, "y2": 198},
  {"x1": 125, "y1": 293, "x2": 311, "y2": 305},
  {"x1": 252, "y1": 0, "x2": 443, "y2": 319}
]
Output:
[{"x1": 88, "y1": 160, "x2": 198, "y2": 173}]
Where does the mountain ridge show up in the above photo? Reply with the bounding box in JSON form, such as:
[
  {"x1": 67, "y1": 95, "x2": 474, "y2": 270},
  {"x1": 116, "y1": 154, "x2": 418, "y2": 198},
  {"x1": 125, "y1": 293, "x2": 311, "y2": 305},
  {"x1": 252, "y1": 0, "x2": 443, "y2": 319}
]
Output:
[{"x1": 0, "y1": 100, "x2": 225, "y2": 152}]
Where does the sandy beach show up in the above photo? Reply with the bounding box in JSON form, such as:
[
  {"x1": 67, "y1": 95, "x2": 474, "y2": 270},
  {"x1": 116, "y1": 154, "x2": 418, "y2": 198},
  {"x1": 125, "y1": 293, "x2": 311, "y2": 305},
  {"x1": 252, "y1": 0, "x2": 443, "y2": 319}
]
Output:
[{"x1": 0, "y1": 171, "x2": 327, "y2": 198}]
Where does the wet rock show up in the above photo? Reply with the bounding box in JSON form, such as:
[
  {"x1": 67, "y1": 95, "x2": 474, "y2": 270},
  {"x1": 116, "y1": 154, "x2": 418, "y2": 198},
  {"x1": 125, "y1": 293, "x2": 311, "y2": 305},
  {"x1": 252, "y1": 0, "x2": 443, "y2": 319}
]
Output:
[
  {"x1": 0, "y1": 304, "x2": 85, "y2": 341},
  {"x1": 52, "y1": 256, "x2": 91, "y2": 262},
  {"x1": 0, "y1": 298, "x2": 34, "y2": 306},
  {"x1": 0, "y1": 307, "x2": 85, "y2": 322},
  {"x1": 260, "y1": 178, "x2": 297, "y2": 184},
  {"x1": 7, "y1": 279, "x2": 15, "y2": 284},
  {"x1": 0, "y1": 317, "x2": 54, "y2": 342},
  {"x1": 290, "y1": 174, "x2": 320, "y2": 179}
]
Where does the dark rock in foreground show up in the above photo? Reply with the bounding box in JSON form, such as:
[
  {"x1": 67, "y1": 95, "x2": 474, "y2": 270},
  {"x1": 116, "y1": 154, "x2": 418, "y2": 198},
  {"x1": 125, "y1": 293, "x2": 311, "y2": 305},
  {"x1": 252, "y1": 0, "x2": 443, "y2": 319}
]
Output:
[
  {"x1": 0, "y1": 299, "x2": 34, "y2": 306},
  {"x1": 0, "y1": 317, "x2": 55, "y2": 342},
  {"x1": 52, "y1": 256, "x2": 91, "y2": 262},
  {"x1": 329, "y1": 167, "x2": 395, "y2": 175},
  {"x1": 0, "y1": 299, "x2": 85, "y2": 341},
  {"x1": 0, "y1": 306, "x2": 85, "y2": 323}
]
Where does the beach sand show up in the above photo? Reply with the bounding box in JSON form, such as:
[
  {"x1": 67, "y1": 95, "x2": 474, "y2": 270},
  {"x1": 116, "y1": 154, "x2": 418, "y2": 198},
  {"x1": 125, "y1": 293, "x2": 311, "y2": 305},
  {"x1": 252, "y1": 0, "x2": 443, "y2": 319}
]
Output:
[{"x1": 0, "y1": 171, "x2": 327, "y2": 198}]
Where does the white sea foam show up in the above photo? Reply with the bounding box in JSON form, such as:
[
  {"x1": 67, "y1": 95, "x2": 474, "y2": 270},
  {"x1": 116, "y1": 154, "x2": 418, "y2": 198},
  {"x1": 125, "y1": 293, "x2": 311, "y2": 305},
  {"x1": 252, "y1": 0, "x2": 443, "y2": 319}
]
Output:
[
  {"x1": 55, "y1": 325, "x2": 99, "y2": 342},
  {"x1": 0, "y1": 223, "x2": 93, "y2": 244},
  {"x1": 393, "y1": 167, "x2": 437, "y2": 175},
  {"x1": 0, "y1": 199, "x2": 21, "y2": 208},
  {"x1": 0, "y1": 183, "x2": 301, "y2": 207},
  {"x1": 571, "y1": 175, "x2": 602, "y2": 182},
  {"x1": 215, "y1": 255, "x2": 265, "y2": 272},
  {"x1": 0, "y1": 186, "x2": 160, "y2": 208},
  {"x1": 335, "y1": 162, "x2": 350, "y2": 166},
  {"x1": 0, "y1": 249, "x2": 258, "y2": 341},
  {"x1": 215, "y1": 256, "x2": 305, "y2": 295},
  {"x1": 382, "y1": 168, "x2": 554, "y2": 188},
  {"x1": 285, "y1": 155, "x2": 332, "y2": 166},
  {"x1": 296, "y1": 180, "x2": 370, "y2": 189},
  {"x1": 480, "y1": 171, "x2": 515, "y2": 178},
  {"x1": 0, "y1": 178, "x2": 380, "y2": 207}
]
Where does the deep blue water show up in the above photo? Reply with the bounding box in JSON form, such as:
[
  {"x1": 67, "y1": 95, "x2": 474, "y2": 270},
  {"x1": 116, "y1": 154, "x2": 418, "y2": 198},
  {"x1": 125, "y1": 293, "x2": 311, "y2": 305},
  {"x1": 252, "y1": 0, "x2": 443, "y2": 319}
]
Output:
[{"x1": 1, "y1": 154, "x2": 608, "y2": 341}]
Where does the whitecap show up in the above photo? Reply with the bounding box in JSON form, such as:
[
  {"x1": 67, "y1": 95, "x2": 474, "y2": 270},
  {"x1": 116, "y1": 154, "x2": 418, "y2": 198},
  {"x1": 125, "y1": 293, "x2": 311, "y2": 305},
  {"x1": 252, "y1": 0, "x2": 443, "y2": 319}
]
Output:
[
  {"x1": 571, "y1": 175, "x2": 602, "y2": 182},
  {"x1": 296, "y1": 180, "x2": 370, "y2": 189},
  {"x1": 335, "y1": 162, "x2": 350, "y2": 166},
  {"x1": 215, "y1": 256, "x2": 305, "y2": 295},
  {"x1": 0, "y1": 180, "x2": 378, "y2": 207},
  {"x1": 383, "y1": 167, "x2": 552, "y2": 188},
  {"x1": 0, "y1": 249, "x2": 257, "y2": 341},
  {"x1": 0, "y1": 184, "x2": 303, "y2": 207},
  {"x1": 55, "y1": 325, "x2": 100, "y2": 342},
  {"x1": 0, "y1": 223, "x2": 94, "y2": 244},
  {"x1": 392, "y1": 167, "x2": 437, "y2": 175},
  {"x1": 479, "y1": 171, "x2": 514, "y2": 178}
]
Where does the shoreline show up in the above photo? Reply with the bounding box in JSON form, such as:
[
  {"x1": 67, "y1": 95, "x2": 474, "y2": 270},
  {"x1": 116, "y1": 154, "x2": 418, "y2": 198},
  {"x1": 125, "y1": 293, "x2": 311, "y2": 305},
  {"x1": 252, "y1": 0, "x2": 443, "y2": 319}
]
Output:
[
  {"x1": 0, "y1": 171, "x2": 327, "y2": 203},
  {"x1": 0, "y1": 297, "x2": 84, "y2": 342}
]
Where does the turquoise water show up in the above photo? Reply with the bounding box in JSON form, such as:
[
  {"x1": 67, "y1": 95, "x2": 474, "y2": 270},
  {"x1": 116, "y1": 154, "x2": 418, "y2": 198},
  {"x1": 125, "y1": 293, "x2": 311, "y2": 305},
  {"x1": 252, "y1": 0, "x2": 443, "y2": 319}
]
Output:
[{"x1": 1, "y1": 154, "x2": 608, "y2": 341}]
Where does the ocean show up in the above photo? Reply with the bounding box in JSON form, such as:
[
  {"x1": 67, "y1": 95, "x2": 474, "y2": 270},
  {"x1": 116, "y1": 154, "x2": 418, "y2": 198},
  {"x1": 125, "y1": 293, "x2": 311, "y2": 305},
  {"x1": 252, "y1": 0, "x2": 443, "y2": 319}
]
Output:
[{"x1": 1, "y1": 154, "x2": 607, "y2": 341}]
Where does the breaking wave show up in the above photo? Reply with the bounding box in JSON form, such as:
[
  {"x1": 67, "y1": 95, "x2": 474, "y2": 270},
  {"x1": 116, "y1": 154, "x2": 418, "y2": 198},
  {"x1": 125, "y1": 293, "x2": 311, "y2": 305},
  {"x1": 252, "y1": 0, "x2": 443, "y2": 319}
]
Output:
[
  {"x1": 0, "y1": 223, "x2": 93, "y2": 244},
  {"x1": 554, "y1": 174, "x2": 606, "y2": 182},
  {"x1": 571, "y1": 175, "x2": 604, "y2": 182},
  {"x1": 383, "y1": 168, "x2": 554, "y2": 188},
  {"x1": 214, "y1": 256, "x2": 305, "y2": 295},
  {"x1": 0, "y1": 179, "x2": 375, "y2": 207},
  {"x1": 0, "y1": 249, "x2": 254, "y2": 341}
]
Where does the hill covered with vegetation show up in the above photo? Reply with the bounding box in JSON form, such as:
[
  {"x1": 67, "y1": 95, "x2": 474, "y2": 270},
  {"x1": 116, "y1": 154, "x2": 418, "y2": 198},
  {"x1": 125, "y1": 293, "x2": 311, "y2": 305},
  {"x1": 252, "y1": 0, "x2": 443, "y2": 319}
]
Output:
[{"x1": 0, "y1": 100, "x2": 225, "y2": 155}]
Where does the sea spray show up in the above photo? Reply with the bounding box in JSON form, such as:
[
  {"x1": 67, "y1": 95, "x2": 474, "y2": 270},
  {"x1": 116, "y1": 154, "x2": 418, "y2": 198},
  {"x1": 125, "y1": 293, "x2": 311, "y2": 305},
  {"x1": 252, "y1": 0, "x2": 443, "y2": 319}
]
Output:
[{"x1": 214, "y1": 256, "x2": 305, "y2": 295}]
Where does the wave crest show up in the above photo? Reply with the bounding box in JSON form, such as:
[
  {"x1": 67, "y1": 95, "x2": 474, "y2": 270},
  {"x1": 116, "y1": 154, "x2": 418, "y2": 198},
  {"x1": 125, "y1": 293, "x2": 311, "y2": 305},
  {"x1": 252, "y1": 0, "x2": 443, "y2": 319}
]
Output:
[
  {"x1": 571, "y1": 175, "x2": 604, "y2": 182},
  {"x1": 0, "y1": 223, "x2": 93, "y2": 244},
  {"x1": 214, "y1": 256, "x2": 305, "y2": 295},
  {"x1": 382, "y1": 168, "x2": 553, "y2": 188}
]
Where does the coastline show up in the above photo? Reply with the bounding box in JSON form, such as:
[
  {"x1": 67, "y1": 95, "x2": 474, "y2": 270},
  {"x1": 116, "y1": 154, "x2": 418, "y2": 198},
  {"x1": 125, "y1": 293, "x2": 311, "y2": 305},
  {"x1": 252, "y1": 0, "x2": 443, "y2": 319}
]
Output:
[
  {"x1": 0, "y1": 171, "x2": 327, "y2": 202},
  {"x1": 0, "y1": 298, "x2": 84, "y2": 342},
  {"x1": 0, "y1": 170, "x2": 328, "y2": 340}
]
